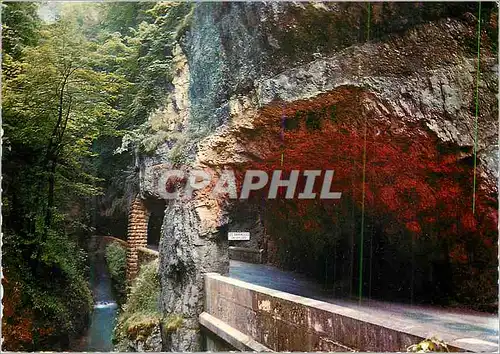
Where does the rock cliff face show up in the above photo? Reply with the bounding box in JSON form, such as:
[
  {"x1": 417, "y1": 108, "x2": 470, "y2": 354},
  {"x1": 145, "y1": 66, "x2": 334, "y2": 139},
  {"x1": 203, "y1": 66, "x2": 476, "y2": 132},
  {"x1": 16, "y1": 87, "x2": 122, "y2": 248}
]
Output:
[{"x1": 135, "y1": 3, "x2": 498, "y2": 350}]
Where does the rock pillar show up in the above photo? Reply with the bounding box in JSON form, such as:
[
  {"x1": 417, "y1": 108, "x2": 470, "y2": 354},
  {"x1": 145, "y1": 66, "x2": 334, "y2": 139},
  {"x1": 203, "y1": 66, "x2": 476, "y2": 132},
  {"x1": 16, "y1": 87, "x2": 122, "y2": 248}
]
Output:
[{"x1": 159, "y1": 197, "x2": 229, "y2": 351}]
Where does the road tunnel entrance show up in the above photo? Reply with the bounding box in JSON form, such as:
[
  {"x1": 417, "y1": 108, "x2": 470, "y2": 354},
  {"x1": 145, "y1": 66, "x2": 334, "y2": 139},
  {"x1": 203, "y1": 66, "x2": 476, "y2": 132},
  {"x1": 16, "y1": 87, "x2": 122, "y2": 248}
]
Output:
[
  {"x1": 227, "y1": 89, "x2": 497, "y2": 311},
  {"x1": 144, "y1": 198, "x2": 165, "y2": 249}
]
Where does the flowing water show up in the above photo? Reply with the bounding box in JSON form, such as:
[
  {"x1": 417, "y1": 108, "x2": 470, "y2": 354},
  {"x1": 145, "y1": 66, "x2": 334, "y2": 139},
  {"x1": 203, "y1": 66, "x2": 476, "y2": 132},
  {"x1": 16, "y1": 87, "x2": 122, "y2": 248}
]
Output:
[{"x1": 72, "y1": 238, "x2": 118, "y2": 351}]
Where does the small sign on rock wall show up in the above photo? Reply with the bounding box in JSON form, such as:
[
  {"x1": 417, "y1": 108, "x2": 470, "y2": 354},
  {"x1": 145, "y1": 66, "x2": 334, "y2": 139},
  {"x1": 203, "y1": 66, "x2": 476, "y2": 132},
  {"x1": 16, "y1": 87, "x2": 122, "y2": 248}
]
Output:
[{"x1": 228, "y1": 231, "x2": 250, "y2": 241}]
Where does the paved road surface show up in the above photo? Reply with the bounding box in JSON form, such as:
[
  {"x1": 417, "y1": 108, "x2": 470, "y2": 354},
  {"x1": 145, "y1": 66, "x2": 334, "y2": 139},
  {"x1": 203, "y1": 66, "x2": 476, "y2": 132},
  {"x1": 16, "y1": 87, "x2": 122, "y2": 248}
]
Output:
[{"x1": 229, "y1": 260, "x2": 499, "y2": 348}]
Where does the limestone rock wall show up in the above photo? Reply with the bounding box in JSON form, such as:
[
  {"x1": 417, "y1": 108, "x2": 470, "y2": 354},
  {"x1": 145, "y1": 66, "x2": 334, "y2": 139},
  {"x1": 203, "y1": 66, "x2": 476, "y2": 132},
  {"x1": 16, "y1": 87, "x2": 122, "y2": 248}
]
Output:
[
  {"x1": 159, "y1": 198, "x2": 228, "y2": 351},
  {"x1": 134, "y1": 2, "x2": 498, "y2": 350}
]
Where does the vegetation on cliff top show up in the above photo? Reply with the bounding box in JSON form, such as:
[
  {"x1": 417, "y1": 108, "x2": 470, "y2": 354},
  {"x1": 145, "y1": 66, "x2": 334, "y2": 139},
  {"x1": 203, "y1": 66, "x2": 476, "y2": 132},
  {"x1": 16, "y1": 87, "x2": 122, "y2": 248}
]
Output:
[{"x1": 114, "y1": 2, "x2": 194, "y2": 159}]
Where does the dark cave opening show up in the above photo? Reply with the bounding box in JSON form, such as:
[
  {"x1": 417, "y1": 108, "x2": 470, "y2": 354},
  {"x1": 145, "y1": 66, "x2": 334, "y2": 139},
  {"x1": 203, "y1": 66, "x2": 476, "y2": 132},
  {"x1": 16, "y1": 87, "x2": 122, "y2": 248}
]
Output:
[
  {"x1": 254, "y1": 192, "x2": 495, "y2": 311},
  {"x1": 231, "y1": 90, "x2": 498, "y2": 311},
  {"x1": 144, "y1": 199, "x2": 166, "y2": 248}
]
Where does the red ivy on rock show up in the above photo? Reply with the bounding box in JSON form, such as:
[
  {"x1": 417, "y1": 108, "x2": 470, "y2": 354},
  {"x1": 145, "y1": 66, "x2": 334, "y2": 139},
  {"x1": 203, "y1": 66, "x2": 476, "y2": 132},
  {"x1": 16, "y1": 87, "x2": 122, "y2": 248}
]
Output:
[{"x1": 229, "y1": 89, "x2": 497, "y2": 274}]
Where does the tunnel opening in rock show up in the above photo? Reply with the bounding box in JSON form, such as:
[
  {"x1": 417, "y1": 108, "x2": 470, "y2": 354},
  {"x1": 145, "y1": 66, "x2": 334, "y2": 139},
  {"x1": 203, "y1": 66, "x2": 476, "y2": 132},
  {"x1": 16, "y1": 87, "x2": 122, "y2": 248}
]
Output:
[
  {"x1": 228, "y1": 88, "x2": 498, "y2": 311},
  {"x1": 226, "y1": 203, "x2": 266, "y2": 249},
  {"x1": 144, "y1": 199, "x2": 166, "y2": 249}
]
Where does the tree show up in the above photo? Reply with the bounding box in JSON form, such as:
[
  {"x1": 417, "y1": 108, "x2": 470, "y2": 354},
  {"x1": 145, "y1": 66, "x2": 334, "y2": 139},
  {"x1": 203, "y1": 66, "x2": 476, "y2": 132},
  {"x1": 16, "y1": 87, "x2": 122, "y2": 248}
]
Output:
[
  {"x1": 2, "y1": 2, "x2": 41, "y2": 59},
  {"x1": 2, "y1": 16, "x2": 128, "y2": 350},
  {"x1": 5, "y1": 18, "x2": 126, "y2": 231}
]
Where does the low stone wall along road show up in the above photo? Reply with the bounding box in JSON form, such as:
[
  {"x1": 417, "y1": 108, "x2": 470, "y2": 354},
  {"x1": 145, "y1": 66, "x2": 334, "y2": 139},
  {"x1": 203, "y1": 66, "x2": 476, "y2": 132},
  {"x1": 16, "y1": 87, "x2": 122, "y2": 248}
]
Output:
[{"x1": 228, "y1": 260, "x2": 499, "y2": 352}]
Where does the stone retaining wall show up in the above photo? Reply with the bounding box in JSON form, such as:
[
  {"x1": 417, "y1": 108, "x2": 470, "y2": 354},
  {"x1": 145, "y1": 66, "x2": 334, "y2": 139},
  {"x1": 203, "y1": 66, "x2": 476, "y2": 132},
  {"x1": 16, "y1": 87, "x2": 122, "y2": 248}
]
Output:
[
  {"x1": 126, "y1": 197, "x2": 150, "y2": 282},
  {"x1": 101, "y1": 235, "x2": 128, "y2": 248}
]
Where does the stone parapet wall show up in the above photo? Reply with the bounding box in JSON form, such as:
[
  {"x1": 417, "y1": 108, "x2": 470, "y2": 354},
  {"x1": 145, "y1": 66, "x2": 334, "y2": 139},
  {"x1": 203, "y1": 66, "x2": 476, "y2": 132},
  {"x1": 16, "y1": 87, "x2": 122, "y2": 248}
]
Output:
[
  {"x1": 138, "y1": 246, "x2": 159, "y2": 268},
  {"x1": 101, "y1": 235, "x2": 128, "y2": 248},
  {"x1": 203, "y1": 274, "x2": 488, "y2": 352},
  {"x1": 98, "y1": 199, "x2": 160, "y2": 289}
]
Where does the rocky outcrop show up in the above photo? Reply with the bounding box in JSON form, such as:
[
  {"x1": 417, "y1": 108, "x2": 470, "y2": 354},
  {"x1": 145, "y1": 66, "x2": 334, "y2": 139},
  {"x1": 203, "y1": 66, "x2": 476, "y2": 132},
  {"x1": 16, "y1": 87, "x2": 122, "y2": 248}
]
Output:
[
  {"x1": 254, "y1": 17, "x2": 498, "y2": 189},
  {"x1": 134, "y1": 2, "x2": 498, "y2": 350},
  {"x1": 116, "y1": 323, "x2": 162, "y2": 352},
  {"x1": 159, "y1": 198, "x2": 228, "y2": 351}
]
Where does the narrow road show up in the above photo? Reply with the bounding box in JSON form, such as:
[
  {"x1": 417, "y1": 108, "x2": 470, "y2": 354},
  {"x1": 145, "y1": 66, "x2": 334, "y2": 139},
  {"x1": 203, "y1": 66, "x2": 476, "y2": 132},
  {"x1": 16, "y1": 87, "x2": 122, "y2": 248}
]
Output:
[{"x1": 229, "y1": 260, "x2": 499, "y2": 349}]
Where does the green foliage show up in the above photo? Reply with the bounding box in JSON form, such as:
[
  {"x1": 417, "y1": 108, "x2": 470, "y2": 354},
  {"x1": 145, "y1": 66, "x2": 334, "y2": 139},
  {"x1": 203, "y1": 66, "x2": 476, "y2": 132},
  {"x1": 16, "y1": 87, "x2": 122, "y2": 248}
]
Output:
[
  {"x1": 99, "y1": 2, "x2": 195, "y2": 159},
  {"x1": 1, "y1": 4, "x2": 132, "y2": 350},
  {"x1": 2, "y1": 229, "x2": 93, "y2": 350},
  {"x1": 3, "y1": 18, "x2": 128, "y2": 202},
  {"x1": 407, "y1": 337, "x2": 449, "y2": 353},
  {"x1": 125, "y1": 260, "x2": 161, "y2": 316},
  {"x1": 86, "y1": 3, "x2": 195, "y2": 232},
  {"x1": 113, "y1": 260, "x2": 161, "y2": 347},
  {"x1": 168, "y1": 135, "x2": 190, "y2": 166},
  {"x1": 101, "y1": 2, "x2": 154, "y2": 36},
  {"x1": 105, "y1": 242, "x2": 127, "y2": 281},
  {"x1": 113, "y1": 259, "x2": 187, "y2": 349},
  {"x1": 105, "y1": 241, "x2": 127, "y2": 303},
  {"x1": 142, "y1": 131, "x2": 172, "y2": 155},
  {"x1": 2, "y1": 2, "x2": 41, "y2": 59},
  {"x1": 126, "y1": 2, "x2": 194, "y2": 125},
  {"x1": 31, "y1": 245, "x2": 93, "y2": 335}
]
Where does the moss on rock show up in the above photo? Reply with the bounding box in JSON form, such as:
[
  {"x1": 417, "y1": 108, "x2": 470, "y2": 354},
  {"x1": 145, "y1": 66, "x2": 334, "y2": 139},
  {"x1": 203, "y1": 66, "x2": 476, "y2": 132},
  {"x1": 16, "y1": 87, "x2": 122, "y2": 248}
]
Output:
[
  {"x1": 113, "y1": 259, "x2": 161, "y2": 350},
  {"x1": 162, "y1": 314, "x2": 184, "y2": 333}
]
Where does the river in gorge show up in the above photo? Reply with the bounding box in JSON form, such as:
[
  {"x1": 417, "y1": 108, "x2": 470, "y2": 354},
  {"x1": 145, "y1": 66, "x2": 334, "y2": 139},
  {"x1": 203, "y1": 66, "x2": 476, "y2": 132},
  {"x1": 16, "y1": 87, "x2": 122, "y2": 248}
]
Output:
[{"x1": 71, "y1": 238, "x2": 118, "y2": 351}]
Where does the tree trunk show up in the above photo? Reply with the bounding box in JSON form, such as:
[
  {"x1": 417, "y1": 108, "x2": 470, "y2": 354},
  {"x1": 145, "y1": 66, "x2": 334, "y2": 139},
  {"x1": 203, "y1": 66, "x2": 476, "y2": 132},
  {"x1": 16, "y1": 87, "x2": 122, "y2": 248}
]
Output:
[
  {"x1": 44, "y1": 158, "x2": 57, "y2": 236},
  {"x1": 35, "y1": 68, "x2": 73, "y2": 259}
]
